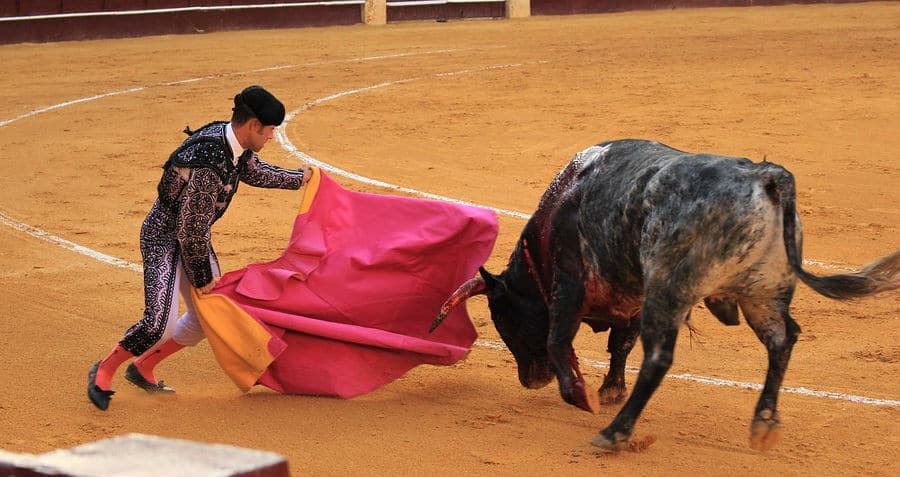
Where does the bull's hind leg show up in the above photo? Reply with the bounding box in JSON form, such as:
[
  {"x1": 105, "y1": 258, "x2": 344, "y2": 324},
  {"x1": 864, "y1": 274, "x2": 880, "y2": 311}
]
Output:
[
  {"x1": 592, "y1": 291, "x2": 691, "y2": 451},
  {"x1": 739, "y1": 291, "x2": 801, "y2": 451},
  {"x1": 599, "y1": 317, "x2": 641, "y2": 404}
]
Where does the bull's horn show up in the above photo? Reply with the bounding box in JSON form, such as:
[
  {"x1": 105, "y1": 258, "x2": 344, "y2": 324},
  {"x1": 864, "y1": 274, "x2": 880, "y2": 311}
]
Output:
[{"x1": 429, "y1": 277, "x2": 487, "y2": 333}]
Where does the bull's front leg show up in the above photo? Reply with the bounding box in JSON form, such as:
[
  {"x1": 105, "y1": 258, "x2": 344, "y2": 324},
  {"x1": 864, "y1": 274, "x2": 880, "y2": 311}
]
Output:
[
  {"x1": 592, "y1": 290, "x2": 689, "y2": 452},
  {"x1": 547, "y1": 279, "x2": 597, "y2": 413},
  {"x1": 599, "y1": 316, "x2": 641, "y2": 405}
]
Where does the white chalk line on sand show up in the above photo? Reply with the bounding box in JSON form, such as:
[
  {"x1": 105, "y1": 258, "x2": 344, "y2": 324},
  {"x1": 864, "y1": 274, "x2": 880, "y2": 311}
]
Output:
[
  {"x1": 275, "y1": 62, "x2": 535, "y2": 220},
  {"x1": 480, "y1": 343, "x2": 900, "y2": 408},
  {"x1": 0, "y1": 211, "x2": 144, "y2": 273},
  {"x1": 1, "y1": 53, "x2": 897, "y2": 409},
  {"x1": 0, "y1": 47, "x2": 504, "y2": 128}
]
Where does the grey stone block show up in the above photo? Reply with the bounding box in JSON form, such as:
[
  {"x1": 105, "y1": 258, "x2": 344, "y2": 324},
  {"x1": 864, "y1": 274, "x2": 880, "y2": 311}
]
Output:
[{"x1": 1, "y1": 434, "x2": 289, "y2": 477}]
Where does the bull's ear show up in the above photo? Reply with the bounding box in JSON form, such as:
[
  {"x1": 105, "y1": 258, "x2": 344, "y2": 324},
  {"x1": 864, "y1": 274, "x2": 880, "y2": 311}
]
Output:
[{"x1": 478, "y1": 266, "x2": 501, "y2": 290}]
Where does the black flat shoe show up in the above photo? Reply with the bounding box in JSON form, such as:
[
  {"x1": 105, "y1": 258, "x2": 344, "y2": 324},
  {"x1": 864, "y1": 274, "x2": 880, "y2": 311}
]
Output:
[
  {"x1": 125, "y1": 363, "x2": 176, "y2": 394},
  {"x1": 88, "y1": 361, "x2": 115, "y2": 411}
]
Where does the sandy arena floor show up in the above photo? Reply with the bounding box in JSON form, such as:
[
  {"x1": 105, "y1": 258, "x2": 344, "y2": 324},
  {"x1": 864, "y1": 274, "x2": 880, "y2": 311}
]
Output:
[{"x1": 1, "y1": 3, "x2": 898, "y2": 475}]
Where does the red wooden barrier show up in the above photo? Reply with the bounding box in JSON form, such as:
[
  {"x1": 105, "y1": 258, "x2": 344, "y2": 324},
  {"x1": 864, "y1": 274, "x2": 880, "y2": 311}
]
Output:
[
  {"x1": 0, "y1": 2, "x2": 364, "y2": 43},
  {"x1": 529, "y1": 0, "x2": 872, "y2": 15}
]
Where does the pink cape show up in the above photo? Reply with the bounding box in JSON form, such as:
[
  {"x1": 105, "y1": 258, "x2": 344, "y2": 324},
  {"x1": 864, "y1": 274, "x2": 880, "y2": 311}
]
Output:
[{"x1": 196, "y1": 168, "x2": 498, "y2": 398}]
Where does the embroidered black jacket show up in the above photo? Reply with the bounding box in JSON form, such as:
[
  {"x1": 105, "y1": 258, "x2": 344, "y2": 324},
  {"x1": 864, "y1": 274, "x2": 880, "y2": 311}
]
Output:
[{"x1": 147, "y1": 121, "x2": 304, "y2": 288}]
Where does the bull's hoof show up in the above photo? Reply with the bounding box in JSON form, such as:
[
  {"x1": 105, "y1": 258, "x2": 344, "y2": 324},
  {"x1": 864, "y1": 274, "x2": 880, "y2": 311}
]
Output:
[
  {"x1": 591, "y1": 430, "x2": 629, "y2": 453},
  {"x1": 592, "y1": 432, "x2": 658, "y2": 453},
  {"x1": 598, "y1": 386, "x2": 627, "y2": 405},
  {"x1": 749, "y1": 409, "x2": 781, "y2": 451},
  {"x1": 569, "y1": 380, "x2": 599, "y2": 414}
]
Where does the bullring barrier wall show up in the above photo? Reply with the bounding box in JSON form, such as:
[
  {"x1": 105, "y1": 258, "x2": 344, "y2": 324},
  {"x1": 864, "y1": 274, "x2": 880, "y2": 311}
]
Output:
[
  {"x1": 0, "y1": 0, "x2": 524, "y2": 43},
  {"x1": 0, "y1": 0, "x2": 873, "y2": 44},
  {"x1": 529, "y1": 0, "x2": 868, "y2": 14}
]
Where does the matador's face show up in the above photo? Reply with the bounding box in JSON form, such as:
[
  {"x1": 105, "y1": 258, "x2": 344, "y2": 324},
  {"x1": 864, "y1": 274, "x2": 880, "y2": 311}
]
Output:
[{"x1": 249, "y1": 122, "x2": 276, "y2": 153}]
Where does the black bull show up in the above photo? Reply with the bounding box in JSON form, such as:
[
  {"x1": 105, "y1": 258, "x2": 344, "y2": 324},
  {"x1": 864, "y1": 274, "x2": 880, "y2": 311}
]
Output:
[{"x1": 432, "y1": 139, "x2": 900, "y2": 451}]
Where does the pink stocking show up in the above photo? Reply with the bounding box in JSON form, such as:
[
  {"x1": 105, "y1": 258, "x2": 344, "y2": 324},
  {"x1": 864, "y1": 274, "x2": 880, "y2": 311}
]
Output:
[
  {"x1": 95, "y1": 344, "x2": 132, "y2": 390},
  {"x1": 132, "y1": 339, "x2": 185, "y2": 384}
]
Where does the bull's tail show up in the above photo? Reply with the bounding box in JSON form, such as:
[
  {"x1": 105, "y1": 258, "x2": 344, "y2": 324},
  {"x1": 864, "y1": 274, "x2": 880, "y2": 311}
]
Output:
[{"x1": 777, "y1": 170, "x2": 900, "y2": 299}]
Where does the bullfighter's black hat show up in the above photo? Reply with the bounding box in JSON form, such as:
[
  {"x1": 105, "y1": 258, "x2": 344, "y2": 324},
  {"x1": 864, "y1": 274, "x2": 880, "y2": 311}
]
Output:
[{"x1": 234, "y1": 85, "x2": 285, "y2": 126}]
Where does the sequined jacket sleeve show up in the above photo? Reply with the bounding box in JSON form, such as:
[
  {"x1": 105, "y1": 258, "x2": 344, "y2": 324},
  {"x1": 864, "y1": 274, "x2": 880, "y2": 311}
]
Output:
[
  {"x1": 240, "y1": 153, "x2": 304, "y2": 190},
  {"x1": 176, "y1": 167, "x2": 221, "y2": 288}
]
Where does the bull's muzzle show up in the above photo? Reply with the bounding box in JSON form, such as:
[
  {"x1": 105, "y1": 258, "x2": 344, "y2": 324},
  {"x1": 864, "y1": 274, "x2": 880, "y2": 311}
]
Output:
[{"x1": 429, "y1": 277, "x2": 487, "y2": 332}]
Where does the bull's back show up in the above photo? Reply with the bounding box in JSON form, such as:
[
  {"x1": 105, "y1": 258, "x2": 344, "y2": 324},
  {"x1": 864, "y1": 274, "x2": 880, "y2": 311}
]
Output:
[{"x1": 570, "y1": 140, "x2": 791, "y2": 294}]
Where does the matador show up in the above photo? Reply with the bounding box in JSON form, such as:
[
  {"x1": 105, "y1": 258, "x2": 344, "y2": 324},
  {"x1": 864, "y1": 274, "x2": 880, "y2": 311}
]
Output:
[{"x1": 88, "y1": 85, "x2": 311, "y2": 411}]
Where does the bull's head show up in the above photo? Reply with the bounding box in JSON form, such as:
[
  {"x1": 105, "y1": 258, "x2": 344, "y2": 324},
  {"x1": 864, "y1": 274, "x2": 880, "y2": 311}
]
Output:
[{"x1": 432, "y1": 266, "x2": 554, "y2": 389}]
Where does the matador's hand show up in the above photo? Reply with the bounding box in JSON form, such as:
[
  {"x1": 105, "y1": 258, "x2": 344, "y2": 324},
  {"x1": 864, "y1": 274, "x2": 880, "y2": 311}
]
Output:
[{"x1": 301, "y1": 166, "x2": 313, "y2": 186}]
